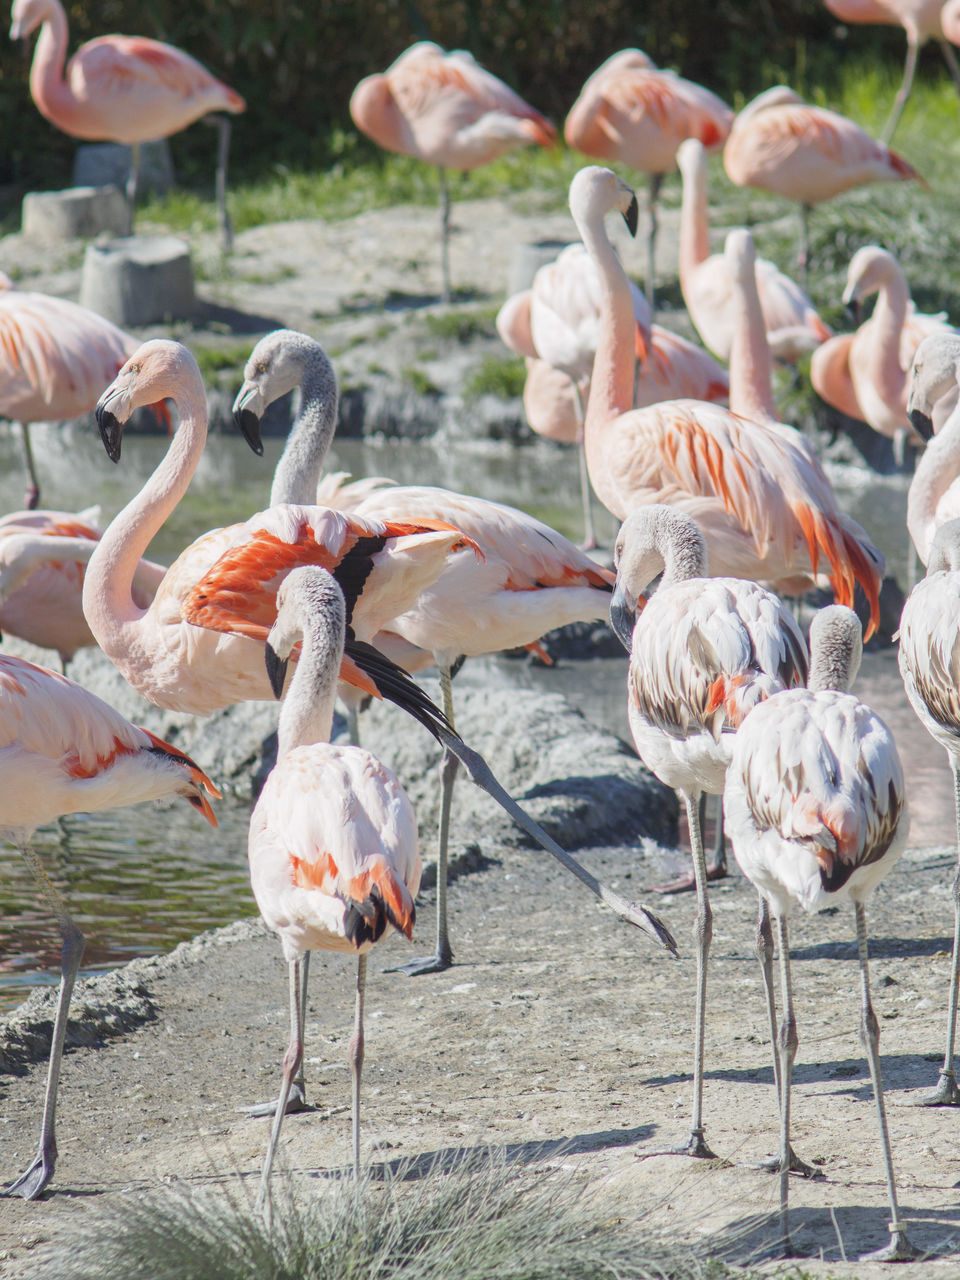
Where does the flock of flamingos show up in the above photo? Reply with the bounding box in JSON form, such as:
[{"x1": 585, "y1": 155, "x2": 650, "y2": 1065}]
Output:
[{"x1": 8, "y1": 0, "x2": 960, "y2": 1261}]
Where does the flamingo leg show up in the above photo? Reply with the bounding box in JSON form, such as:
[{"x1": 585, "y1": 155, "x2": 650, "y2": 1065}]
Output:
[
  {"x1": 641, "y1": 789, "x2": 717, "y2": 1161},
  {"x1": 855, "y1": 903, "x2": 919, "y2": 1262},
  {"x1": 125, "y1": 142, "x2": 141, "y2": 236},
  {"x1": 881, "y1": 36, "x2": 919, "y2": 144},
  {"x1": 241, "y1": 952, "x2": 311, "y2": 1118},
  {"x1": 255, "y1": 956, "x2": 304, "y2": 1219},
  {"x1": 3, "y1": 845, "x2": 85, "y2": 1200},
  {"x1": 940, "y1": 39, "x2": 960, "y2": 103},
  {"x1": 570, "y1": 382, "x2": 597, "y2": 551},
  {"x1": 439, "y1": 167, "x2": 452, "y2": 304},
  {"x1": 917, "y1": 761, "x2": 960, "y2": 1106},
  {"x1": 349, "y1": 953, "x2": 367, "y2": 1179},
  {"x1": 645, "y1": 173, "x2": 662, "y2": 311},
  {"x1": 774, "y1": 914, "x2": 796, "y2": 1257},
  {"x1": 210, "y1": 114, "x2": 234, "y2": 254},
  {"x1": 18, "y1": 422, "x2": 39, "y2": 511},
  {"x1": 389, "y1": 661, "x2": 459, "y2": 975},
  {"x1": 798, "y1": 204, "x2": 812, "y2": 286},
  {"x1": 652, "y1": 793, "x2": 728, "y2": 893}
]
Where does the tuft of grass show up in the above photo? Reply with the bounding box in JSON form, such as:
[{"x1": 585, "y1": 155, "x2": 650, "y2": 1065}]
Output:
[
  {"x1": 402, "y1": 367, "x2": 440, "y2": 396},
  {"x1": 188, "y1": 341, "x2": 257, "y2": 383},
  {"x1": 463, "y1": 356, "x2": 526, "y2": 401},
  {"x1": 25, "y1": 1149, "x2": 725, "y2": 1280},
  {"x1": 424, "y1": 305, "x2": 500, "y2": 345}
]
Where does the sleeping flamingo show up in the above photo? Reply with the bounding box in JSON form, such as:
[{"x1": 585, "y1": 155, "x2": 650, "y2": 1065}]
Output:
[
  {"x1": 9, "y1": 0, "x2": 245, "y2": 248},
  {"x1": 610, "y1": 505, "x2": 808, "y2": 1163},
  {"x1": 726, "y1": 604, "x2": 916, "y2": 1260},
  {"x1": 349, "y1": 43, "x2": 555, "y2": 303},
  {"x1": 564, "y1": 49, "x2": 732, "y2": 306},
  {"x1": 676, "y1": 138, "x2": 831, "y2": 363},
  {"x1": 569, "y1": 165, "x2": 884, "y2": 637},
  {"x1": 723, "y1": 87, "x2": 923, "y2": 276},
  {"x1": 252, "y1": 568, "x2": 421, "y2": 1207},
  {"x1": 0, "y1": 653, "x2": 219, "y2": 1200}
]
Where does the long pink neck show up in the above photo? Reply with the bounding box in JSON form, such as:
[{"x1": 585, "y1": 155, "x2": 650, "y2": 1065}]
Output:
[
  {"x1": 865, "y1": 267, "x2": 910, "y2": 405},
  {"x1": 29, "y1": 1, "x2": 75, "y2": 129},
  {"x1": 728, "y1": 257, "x2": 776, "y2": 424},
  {"x1": 678, "y1": 153, "x2": 710, "y2": 292},
  {"x1": 83, "y1": 383, "x2": 209, "y2": 653},
  {"x1": 581, "y1": 213, "x2": 637, "y2": 479},
  {"x1": 908, "y1": 398, "x2": 960, "y2": 563}
]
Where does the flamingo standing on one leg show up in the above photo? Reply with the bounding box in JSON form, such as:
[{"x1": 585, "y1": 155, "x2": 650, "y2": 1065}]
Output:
[
  {"x1": 349, "y1": 43, "x2": 556, "y2": 303},
  {"x1": 609, "y1": 504, "x2": 808, "y2": 1162},
  {"x1": 9, "y1": 0, "x2": 245, "y2": 249},
  {"x1": 0, "y1": 653, "x2": 219, "y2": 1200},
  {"x1": 725, "y1": 604, "x2": 917, "y2": 1261},
  {"x1": 564, "y1": 49, "x2": 732, "y2": 307},
  {"x1": 252, "y1": 569, "x2": 421, "y2": 1209},
  {"x1": 723, "y1": 87, "x2": 923, "y2": 278},
  {"x1": 569, "y1": 166, "x2": 884, "y2": 634},
  {"x1": 823, "y1": 0, "x2": 960, "y2": 142},
  {"x1": 676, "y1": 138, "x2": 831, "y2": 363}
]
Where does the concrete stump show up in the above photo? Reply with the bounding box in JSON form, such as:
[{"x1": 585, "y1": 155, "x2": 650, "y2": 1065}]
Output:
[
  {"x1": 21, "y1": 186, "x2": 129, "y2": 240},
  {"x1": 80, "y1": 235, "x2": 195, "y2": 326},
  {"x1": 73, "y1": 141, "x2": 175, "y2": 194},
  {"x1": 507, "y1": 239, "x2": 573, "y2": 296}
]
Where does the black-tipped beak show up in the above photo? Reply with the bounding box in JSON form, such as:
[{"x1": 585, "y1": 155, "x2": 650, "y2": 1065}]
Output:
[
  {"x1": 622, "y1": 192, "x2": 639, "y2": 238},
  {"x1": 844, "y1": 297, "x2": 861, "y2": 326},
  {"x1": 234, "y1": 406, "x2": 264, "y2": 456},
  {"x1": 264, "y1": 641, "x2": 289, "y2": 699},
  {"x1": 95, "y1": 404, "x2": 124, "y2": 463},
  {"x1": 609, "y1": 581, "x2": 637, "y2": 651},
  {"x1": 909, "y1": 407, "x2": 934, "y2": 442}
]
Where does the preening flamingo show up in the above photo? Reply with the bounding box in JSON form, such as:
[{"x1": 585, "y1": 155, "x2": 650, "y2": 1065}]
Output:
[
  {"x1": 609, "y1": 505, "x2": 808, "y2": 1162},
  {"x1": 905, "y1": 333, "x2": 960, "y2": 564},
  {"x1": 725, "y1": 604, "x2": 915, "y2": 1260},
  {"x1": 0, "y1": 270, "x2": 142, "y2": 510},
  {"x1": 723, "y1": 87, "x2": 923, "y2": 275},
  {"x1": 570, "y1": 166, "x2": 883, "y2": 634},
  {"x1": 823, "y1": 0, "x2": 960, "y2": 141},
  {"x1": 251, "y1": 569, "x2": 421, "y2": 1207},
  {"x1": 9, "y1": 0, "x2": 245, "y2": 248},
  {"x1": 0, "y1": 653, "x2": 219, "y2": 1199},
  {"x1": 564, "y1": 49, "x2": 733, "y2": 305},
  {"x1": 676, "y1": 138, "x2": 831, "y2": 363},
  {"x1": 233, "y1": 328, "x2": 662, "y2": 975},
  {"x1": 349, "y1": 43, "x2": 556, "y2": 303}
]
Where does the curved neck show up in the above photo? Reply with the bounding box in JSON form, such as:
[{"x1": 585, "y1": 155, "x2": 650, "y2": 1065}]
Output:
[
  {"x1": 581, "y1": 213, "x2": 638, "y2": 444},
  {"x1": 269, "y1": 357, "x2": 339, "y2": 507},
  {"x1": 865, "y1": 270, "x2": 910, "y2": 398},
  {"x1": 29, "y1": 1, "x2": 74, "y2": 126},
  {"x1": 728, "y1": 258, "x2": 775, "y2": 423},
  {"x1": 276, "y1": 623, "x2": 342, "y2": 759},
  {"x1": 678, "y1": 154, "x2": 710, "y2": 291},
  {"x1": 83, "y1": 383, "x2": 209, "y2": 647},
  {"x1": 908, "y1": 401, "x2": 960, "y2": 563},
  {"x1": 808, "y1": 644, "x2": 856, "y2": 693}
]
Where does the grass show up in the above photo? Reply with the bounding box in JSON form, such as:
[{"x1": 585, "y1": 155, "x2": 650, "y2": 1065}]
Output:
[
  {"x1": 24, "y1": 1149, "x2": 728, "y2": 1280},
  {"x1": 463, "y1": 356, "x2": 526, "y2": 401}
]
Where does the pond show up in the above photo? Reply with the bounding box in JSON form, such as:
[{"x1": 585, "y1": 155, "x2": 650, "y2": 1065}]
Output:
[{"x1": 0, "y1": 422, "x2": 949, "y2": 1011}]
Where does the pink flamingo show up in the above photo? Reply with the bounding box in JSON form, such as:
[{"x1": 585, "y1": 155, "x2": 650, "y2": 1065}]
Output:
[
  {"x1": 569, "y1": 165, "x2": 884, "y2": 635},
  {"x1": 726, "y1": 604, "x2": 916, "y2": 1260},
  {"x1": 0, "y1": 652, "x2": 219, "y2": 1199},
  {"x1": 676, "y1": 138, "x2": 831, "y2": 363},
  {"x1": 564, "y1": 49, "x2": 732, "y2": 305},
  {"x1": 349, "y1": 43, "x2": 556, "y2": 302},
  {"x1": 723, "y1": 86, "x2": 923, "y2": 276},
  {"x1": 905, "y1": 334, "x2": 960, "y2": 565},
  {"x1": 0, "y1": 270, "x2": 147, "y2": 510},
  {"x1": 252, "y1": 568, "x2": 421, "y2": 1206},
  {"x1": 824, "y1": 0, "x2": 960, "y2": 141},
  {"x1": 9, "y1": 0, "x2": 245, "y2": 247}
]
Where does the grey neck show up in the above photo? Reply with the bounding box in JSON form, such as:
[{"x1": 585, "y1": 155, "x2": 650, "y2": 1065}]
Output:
[{"x1": 269, "y1": 346, "x2": 339, "y2": 507}]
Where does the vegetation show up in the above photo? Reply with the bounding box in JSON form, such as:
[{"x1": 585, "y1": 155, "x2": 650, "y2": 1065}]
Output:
[
  {"x1": 25, "y1": 1149, "x2": 728, "y2": 1280},
  {"x1": 463, "y1": 356, "x2": 527, "y2": 402}
]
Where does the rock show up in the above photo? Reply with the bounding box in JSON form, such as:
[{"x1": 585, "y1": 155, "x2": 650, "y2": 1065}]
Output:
[
  {"x1": 73, "y1": 140, "x2": 175, "y2": 195},
  {"x1": 21, "y1": 186, "x2": 131, "y2": 241},
  {"x1": 79, "y1": 234, "x2": 195, "y2": 326}
]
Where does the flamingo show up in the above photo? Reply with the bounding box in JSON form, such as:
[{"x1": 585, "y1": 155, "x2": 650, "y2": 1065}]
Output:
[
  {"x1": 252, "y1": 569, "x2": 421, "y2": 1209},
  {"x1": 0, "y1": 507, "x2": 164, "y2": 670},
  {"x1": 905, "y1": 333, "x2": 960, "y2": 565},
  {"x1": 569, "y1": 165, "x2": 884, "y2": 637},
  {"x1": 725, "y1": 604, "x2": 916, "y2": 1260},
  {"x1": 723, "y1": 87, "x2": 923, "y2": 276},
  {"x1": 0, "y1": 270, "x2": 146, "y2": 510},
  {"x1": 349, "y1": 43, "x2": 556, "y2": 303},
  {"x1": 676, "y1": 138, "x2": 831, "y2": 363},
  {"x1": 564, "y1": 49, "x2": 732, "y2": 306},
  {"x1": 811, "y1": 244, "x2": 959, "y2": 462},
  {"x1": 0, "y1": 652, "x2": 219, "y2": 1200},
  {"x1": 823, "y1": 0, "x2": 960, "y2": 141},
  {"x1": 609, "y1": 504, "x2": 808, "y2": 1162},
  {"x1": 9, "y1": 0, "x2": 245, "y2": 249}
]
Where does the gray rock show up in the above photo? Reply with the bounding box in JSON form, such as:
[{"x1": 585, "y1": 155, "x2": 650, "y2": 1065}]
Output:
[
  {"x1": 21, "y1": 187, "x2": 129, "y2": 241},
  {"x1": 73, "y1": 140, "x2": 175, "y2": 195},
  {"x1": 79, "y1": 234, "x2": 195, "y2": 326}
]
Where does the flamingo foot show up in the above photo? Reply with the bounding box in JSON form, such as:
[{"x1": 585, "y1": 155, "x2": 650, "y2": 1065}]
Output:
[
  {"x1": 3, "y1": 1146, "x2": 54, "y2": 1200},
  {"x1": 637, "y1": 1128, "x2": 718, "y2": 1161},
  {"x1": 914, "y1": 1069, "x2": 960, "y2": 1107},
  {"x1": 650, "y1": 859, "x2": 728, "y2": 895},
  {"x1": 385, "y1": 941, "x2": 453, "y2": 977},
  {"x1": 742, "y1": 1145, "x2": 823, "y2": 1179},
  {"x1": 859, "y1": 1225, "x2": 919, "y2": 1262},
  {"x1": 240, "y1": 1081, "x2": 310, "y2": 1118}
]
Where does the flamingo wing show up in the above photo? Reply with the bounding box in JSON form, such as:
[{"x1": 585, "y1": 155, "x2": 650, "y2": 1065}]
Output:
[{"x1": 70, "y1": 36, "x2": 243, "y2": 108}]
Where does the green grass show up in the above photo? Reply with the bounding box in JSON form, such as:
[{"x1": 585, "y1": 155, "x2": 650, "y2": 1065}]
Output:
[
  {"x1": 424, "y1": 305, "x2": 500, "y2": 344},
  {"x1": 188, "y1": 340, "x2": 256, "y2": 383},
  {"x1": 463, "y1": 356, "x2": 527, "y2": 401}
]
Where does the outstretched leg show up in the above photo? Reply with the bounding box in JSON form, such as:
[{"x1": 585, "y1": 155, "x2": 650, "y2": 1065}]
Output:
[
  {"x1": 855, "y1": 904, "x2": 919, "y2": 1262},
  {"x1": 3, "y1": 845, "x2": 85, "y2": 1200},
  {"x1": 242, "y1": 952, "x2": 311, "y2": 1118},
  {"x1": 918, "y1": 761, "x2": 960, "y2": 1106},
  {"x1": 880, "y1": 37, "x2": 919, "y2": 145},
  {"x1": 255, "y1": 956, "x2": 304, "y2": 1219},
  {"x1": 349, "y1": 954, "x2": 367, "y2": 1179}
]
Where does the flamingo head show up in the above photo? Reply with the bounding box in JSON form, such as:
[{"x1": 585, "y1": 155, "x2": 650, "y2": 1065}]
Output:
[
  {"x1": 265, "y1": 566, "x2": 346, "y2": 699},
  {"x1": 95, "y1": 339, "x2": 200, "y2": 462},
  {"x1": 908, "y1": 333, "x2": 960, "y2": 442},
  {"x1": 569, "y1": 167, "x2": 638, "y2": 241},
  {"x1": 842, "y1": 245, "x2": 897, "y2": 312},
  {"x1": 9, "y1": 0, "x2": 47, "y2": 42},
  {"x1": 610, "y1": 507, "x2": 708, "y2": 649},
  {"x1": 233, "y1": 328, "x2": 334, "y2": 456}
]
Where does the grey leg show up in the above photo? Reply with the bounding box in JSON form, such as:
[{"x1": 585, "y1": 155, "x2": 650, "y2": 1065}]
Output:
[
  {"x1": 349, "y1": 954, "x2": 367, "y2": 1179},
  {"x1": 645, "y1": 173, "x2": 663, "y2": 311},
  {"x1": 3, "y1": 845, "x2": 85, "y2": 1199},
  {"x1": 125, "y1": 142, "x2": 140, "y2": 236},
  {"x1": 570, "y1": 382, "x2": 596, "y2": 551},
  {"x1": 775, "y1": 915, "x2": 797, "y2": 1256},
  {"x1": 213, "y1": 115, "x2": 234, "y2": 253},
  {"x1": 798, "y1": 204, "x2": 811, "y2": 286},
  {"x1": 439, "y1": 167, "x2": 451, "y2": 304},
  {"x1": 940, "y1": 39, "x2": 960, "y2": 97},
  {"x1": 918, "y1": 761, "x2": 960, "y2": 1106},
  {"x1": 855, "y1": 904, "x2": 919, "y2": 1262},
  {"x1": 255, "y1": 957, "x2": 304, "y2": 1219},
  {"x1": 881, "y1": 38, "x2": 918, "y2": 145},
  {"x1": 242, "y1": 951, "x2": 310, "y2": 1117},
  {"x1": 18, "y1": 422, "x2": 39, "y2": 511}
]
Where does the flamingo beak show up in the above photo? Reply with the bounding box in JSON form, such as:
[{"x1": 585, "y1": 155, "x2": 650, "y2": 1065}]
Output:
[
  {"x1": 622, "y1": 192, "x2": 639, "y2": 238},
  {"x1": 264, "y1": 640, "x2": 289, "y2": 699},
  {"x1": 909, "y1": 407, "x2": 934, "y2": 442},
  {"x1": 232, "y1": 382, "x2": 265, "y2": 455},
  {"x1": 609, "y1": 580, "x2": 637, "y2": 651},
  {"x1": 95, "y1": 389, "x2": 126, "y2": 463}
]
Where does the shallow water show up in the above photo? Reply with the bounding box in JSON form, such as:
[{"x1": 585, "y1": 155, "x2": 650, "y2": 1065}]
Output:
[{"x1": 0, "y1": 423, "x2": 951, "y2": 1010}]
